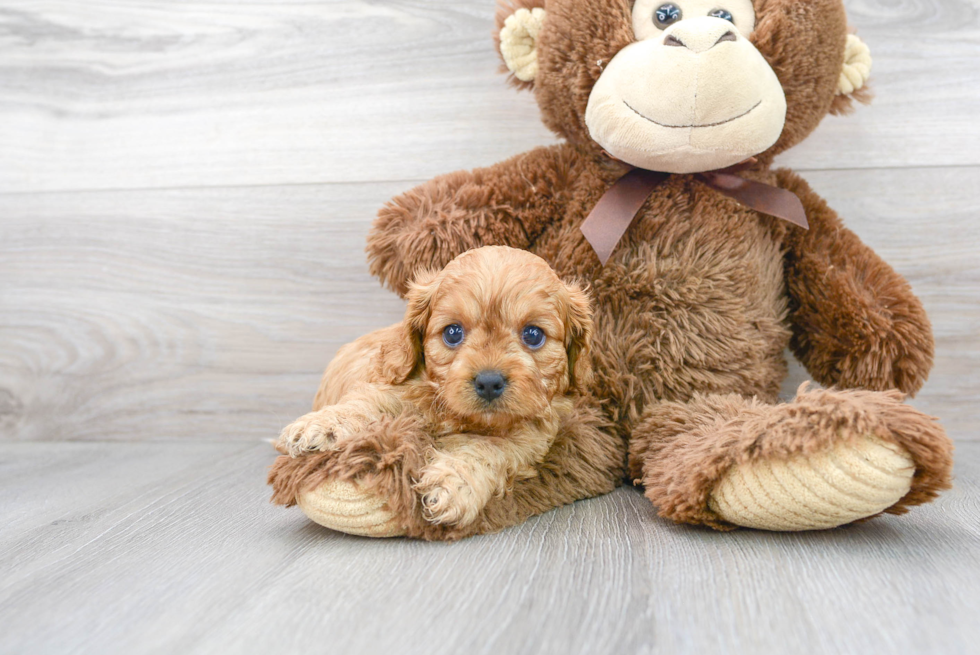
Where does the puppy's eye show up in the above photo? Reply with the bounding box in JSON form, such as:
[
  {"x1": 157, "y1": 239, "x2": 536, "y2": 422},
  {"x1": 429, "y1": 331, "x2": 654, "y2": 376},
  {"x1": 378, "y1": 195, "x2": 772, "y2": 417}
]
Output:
[
  {"x1": 708, "y1": 8, "x2": 734, "y2": 22},
  {"x1": 654, "y1": 3, "x2": 682, "y2": 29},
  {"x1": 521, "y1": 325, "x2": 546, "y2": 350},
  {"x1": 442, "y1": 324, "x2": 465, "y2": 347}
]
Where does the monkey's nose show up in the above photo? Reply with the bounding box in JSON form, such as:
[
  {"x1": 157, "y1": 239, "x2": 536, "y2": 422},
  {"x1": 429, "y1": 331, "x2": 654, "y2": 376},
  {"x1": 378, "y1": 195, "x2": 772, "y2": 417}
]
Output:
[
  {"x1": 473, "y1": 370, "x2": 508, "y2": 402},
  {"x1": 663, "y1": 17, "x2": 738, "y2": 54}
]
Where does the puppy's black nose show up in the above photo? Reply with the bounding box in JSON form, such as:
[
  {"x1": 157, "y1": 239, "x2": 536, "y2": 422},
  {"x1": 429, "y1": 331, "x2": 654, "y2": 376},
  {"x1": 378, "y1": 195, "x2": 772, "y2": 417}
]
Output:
[{"x1": 473, "y1": 370, "x2": 508, "y2": 402}]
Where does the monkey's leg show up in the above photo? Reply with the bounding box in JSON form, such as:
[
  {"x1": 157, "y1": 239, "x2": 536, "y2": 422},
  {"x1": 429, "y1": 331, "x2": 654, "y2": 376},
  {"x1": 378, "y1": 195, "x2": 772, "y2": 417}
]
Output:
[
  {"x1": 268, "y1": 410, "x2": 430, "y2": 538},
  {"x1": 629, "y1": 385, "x2": 953, "y2": 531}
]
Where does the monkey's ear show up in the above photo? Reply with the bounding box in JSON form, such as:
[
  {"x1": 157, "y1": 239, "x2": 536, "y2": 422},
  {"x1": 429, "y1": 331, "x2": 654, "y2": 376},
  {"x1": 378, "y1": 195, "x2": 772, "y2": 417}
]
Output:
[
  {"x1": 831, "y1": 34, "x2": 873, "y2": 115},
  {"x1": 495, "y1": 2, "x2": 547, "y2": 88},
  {"x1": 561, "y1": 281, "x2": 594, "y2": 394},
  {"x1": 377, "y1": 269, "x2": 438, "y2": 385}
]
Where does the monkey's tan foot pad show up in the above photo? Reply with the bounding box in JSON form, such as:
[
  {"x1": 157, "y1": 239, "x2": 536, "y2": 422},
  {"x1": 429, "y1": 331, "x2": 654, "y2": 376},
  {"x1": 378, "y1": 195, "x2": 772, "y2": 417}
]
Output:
[
  {"x1": 297, "y1": 479, "x2": 407, "y2": 537},
  {"x1": 709, "y1": 434, "x2": 914, "y2": 531}
]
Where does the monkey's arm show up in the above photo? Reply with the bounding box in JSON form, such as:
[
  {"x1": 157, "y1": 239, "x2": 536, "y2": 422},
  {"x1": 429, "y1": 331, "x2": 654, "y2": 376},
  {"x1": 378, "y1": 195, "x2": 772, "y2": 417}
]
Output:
[
  {"x1": 775, "y1": 169, "x2": 933, "y2": 395},
  {"x1": 367, "y1": 144, "x2": 577, "y2": 296}
]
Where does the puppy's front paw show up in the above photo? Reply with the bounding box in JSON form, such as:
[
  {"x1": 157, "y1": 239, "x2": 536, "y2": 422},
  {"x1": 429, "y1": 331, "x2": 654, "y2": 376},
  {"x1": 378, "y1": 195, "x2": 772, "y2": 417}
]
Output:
[
  {"x1": 276, "y1": 410, "x2": 346, "y2": 457},
  {"x1": 415, "y1": 463, "x2": 485, "y2": 528}
]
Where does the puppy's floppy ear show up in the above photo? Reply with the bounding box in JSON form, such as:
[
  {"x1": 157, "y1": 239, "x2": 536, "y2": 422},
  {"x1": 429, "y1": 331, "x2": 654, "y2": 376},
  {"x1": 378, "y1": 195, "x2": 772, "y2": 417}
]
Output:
[
  {"x1": 376, "y1": 269, "x2": 438, "y2": 385},
  {"x1": 560, "y1": 281, "x2": 594, "y2": 394}
]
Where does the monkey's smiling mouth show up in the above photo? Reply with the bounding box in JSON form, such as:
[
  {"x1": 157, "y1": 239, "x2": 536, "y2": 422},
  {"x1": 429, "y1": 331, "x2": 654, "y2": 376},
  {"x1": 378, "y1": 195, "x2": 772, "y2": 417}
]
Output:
[{"x1": 623, "y1": 100, "x2": 762, "y2": 128}]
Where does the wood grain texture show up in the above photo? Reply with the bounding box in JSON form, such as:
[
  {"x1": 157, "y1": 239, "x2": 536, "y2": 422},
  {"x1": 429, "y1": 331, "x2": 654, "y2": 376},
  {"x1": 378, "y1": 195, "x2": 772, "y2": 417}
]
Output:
[
  {"x1": 2, "y1": 167, "x2": 977, "y2": 442},
  {"x1": 0, "y1": 183, "x2": 409, "y2": 441},
  {"x1": 0, "y1": 0, "x2": 978, "y2": 194},
  {"x1": 1, "y1": 441, "x2": 978, "y2": 655}
]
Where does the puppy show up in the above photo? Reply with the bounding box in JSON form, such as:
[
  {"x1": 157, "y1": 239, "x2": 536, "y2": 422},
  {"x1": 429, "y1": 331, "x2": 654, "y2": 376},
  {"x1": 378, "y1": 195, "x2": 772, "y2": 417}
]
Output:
[{"x1": 275, "y1": 246, "x2": 593, "y2": 528}]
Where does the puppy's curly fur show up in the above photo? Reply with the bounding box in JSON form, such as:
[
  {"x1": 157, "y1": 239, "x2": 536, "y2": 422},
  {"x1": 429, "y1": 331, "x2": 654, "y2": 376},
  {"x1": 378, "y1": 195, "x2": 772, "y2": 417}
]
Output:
[{"x1": 274, "y1": 246, "x2": 593, "y2": 528}]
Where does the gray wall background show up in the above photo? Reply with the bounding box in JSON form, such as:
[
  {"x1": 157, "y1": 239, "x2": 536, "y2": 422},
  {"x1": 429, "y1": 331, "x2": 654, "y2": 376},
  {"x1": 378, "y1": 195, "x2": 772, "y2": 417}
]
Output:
[{"x1": 1, "y1": 0, "x2": 977, "y2": 443}]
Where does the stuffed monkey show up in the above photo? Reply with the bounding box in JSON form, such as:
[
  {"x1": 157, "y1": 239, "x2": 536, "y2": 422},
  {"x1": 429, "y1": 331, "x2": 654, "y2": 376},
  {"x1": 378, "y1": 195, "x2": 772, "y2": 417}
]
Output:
[{"x1": 269, "y1": 0, "x2": 953, "y2": 539}]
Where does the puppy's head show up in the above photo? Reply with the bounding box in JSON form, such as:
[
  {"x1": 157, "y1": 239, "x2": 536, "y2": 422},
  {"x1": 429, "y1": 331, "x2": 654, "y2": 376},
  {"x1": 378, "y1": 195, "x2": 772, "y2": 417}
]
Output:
[{"x1": 381, "y1": 246, "x2": 593, "y2": 427}]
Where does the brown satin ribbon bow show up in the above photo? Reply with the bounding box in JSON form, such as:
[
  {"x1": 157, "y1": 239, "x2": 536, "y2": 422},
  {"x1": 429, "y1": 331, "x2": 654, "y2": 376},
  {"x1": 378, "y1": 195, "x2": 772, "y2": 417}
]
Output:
[{"x1": 580, "y1": 164, "x2": 809, "y2": 265}]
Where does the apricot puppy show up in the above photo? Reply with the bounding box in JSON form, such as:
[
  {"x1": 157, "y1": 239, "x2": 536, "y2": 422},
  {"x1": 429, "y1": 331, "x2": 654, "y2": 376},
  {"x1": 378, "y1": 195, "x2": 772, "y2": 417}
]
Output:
[{"x1": 275, "y1": 246, "x2": 593, "y2": 528}]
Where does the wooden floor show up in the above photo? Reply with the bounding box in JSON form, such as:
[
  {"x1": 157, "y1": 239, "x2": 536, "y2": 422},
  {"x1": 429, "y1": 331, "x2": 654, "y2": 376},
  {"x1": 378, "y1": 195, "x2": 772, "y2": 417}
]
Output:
[
  {"x1": 1, "y1": 0, "x2": 978, "y2": 653},
  {"x1": 0, "y1": 441, "x2": 978, "y2": 654}
]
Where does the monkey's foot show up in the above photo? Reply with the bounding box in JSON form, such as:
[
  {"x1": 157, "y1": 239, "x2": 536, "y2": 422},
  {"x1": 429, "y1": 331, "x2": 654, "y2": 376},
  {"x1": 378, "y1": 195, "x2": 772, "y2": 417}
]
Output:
[
  {"x1": 632, "y1": 385, "x2": 954, "y2": 531},
  {"x1": 297, "y1": 479, "x2": 406, "y2": 537},
  {"x1": 708, "y1": 434, "x2": 914, "y2": 530},
  {"x1": 267, "y1": 415, "x2": 428, "y2": 539}
]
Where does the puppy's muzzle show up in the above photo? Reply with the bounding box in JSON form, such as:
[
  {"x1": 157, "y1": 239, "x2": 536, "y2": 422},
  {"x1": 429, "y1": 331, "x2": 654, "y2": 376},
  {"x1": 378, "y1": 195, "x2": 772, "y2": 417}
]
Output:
[{"x1": 473, "y1": 370, "x2": 508, "y2": 403}]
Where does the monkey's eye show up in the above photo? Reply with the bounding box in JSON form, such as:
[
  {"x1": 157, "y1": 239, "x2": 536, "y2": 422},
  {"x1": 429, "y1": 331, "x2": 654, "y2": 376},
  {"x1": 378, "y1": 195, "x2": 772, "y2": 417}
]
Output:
[
  {"x1": 653, "y1": 3, "x2": 682, "y2": 29},
  {"x1": 521, "y1": 325, "x2": 546, "y2": 350},
  {"x1": 708, "y1": 8, "x2": 734, "y2": 22},
  {"x1": 442, "y1": 324, "x2": 465, "y2": 347}
]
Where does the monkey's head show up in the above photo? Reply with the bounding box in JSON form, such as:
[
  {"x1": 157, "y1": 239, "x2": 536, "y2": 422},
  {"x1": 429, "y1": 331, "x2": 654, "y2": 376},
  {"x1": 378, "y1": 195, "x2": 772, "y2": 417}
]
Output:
[{"x1": 495, "y1": 0, "x2": 872, "y2": 173}]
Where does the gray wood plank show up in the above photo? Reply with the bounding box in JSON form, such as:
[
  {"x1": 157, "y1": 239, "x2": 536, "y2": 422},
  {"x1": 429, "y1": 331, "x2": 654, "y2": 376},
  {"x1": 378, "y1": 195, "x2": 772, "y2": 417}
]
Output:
[
  {"x1": 0, "y1": 441, "x2": 256, "y2": 580},
  {"x1": 0, "y1": 0, "x2": 978, "y2": 194},
  {"x1": 2, "y1": 167, "x2": 976, "y2": 443},
  {"x1": 0, "y1": 182, "x2": 408, "y2": 442},
  {"x1": 777, "y1": 0, "x2": 980, "y2": 172},
  {"x1": 0, "y1": 441, "x2": 978, "y2": 655}
]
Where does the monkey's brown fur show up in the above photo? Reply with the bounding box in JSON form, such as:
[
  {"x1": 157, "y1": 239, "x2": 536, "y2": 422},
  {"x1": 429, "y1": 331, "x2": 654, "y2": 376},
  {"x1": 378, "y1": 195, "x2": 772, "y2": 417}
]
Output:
[{"x1": 270, "y1": 0, "x2": 953, "y2": 538}]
